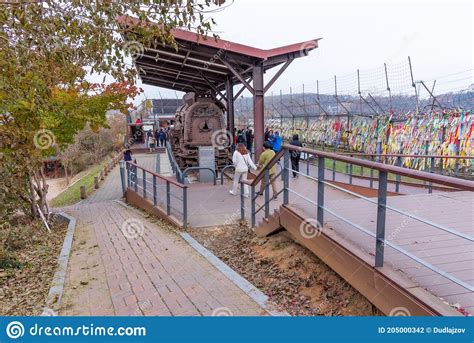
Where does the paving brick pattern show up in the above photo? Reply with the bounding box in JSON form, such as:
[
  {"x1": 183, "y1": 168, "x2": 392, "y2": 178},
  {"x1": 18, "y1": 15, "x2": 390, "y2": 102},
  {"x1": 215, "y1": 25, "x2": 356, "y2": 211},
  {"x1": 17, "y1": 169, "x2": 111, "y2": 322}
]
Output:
[{"x1": 61, "y1": 201, "x2": 266, "y2": 316}]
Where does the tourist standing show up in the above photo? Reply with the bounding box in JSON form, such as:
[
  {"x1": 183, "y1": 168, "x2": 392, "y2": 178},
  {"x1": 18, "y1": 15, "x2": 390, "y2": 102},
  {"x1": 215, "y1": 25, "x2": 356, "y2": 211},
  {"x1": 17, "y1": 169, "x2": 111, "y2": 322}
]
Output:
[
  {"x1": 272, "y1": 131, "x2": 282, "y2": 153},
  {"x1": 158, "y1": 128, "x2": 167, "y2": 147},
  {"x1": 229, "y1": 143, "x2": 257, "y2": 197},
  {"x1": 236, "y1": 129, "x2": 247, "y2": 146},
  {"x1": 289, "y1": 134, "x2": 303, "y2": 178},
  {"x1": 245, "y1": 127, "x2": 253, "y2": 153},
  {"x1": 146, "y1": 130, "x2": 153, "y2": 149},
  {"x1": 257, "y1": 142, "x2": 278, "y2": 199}
]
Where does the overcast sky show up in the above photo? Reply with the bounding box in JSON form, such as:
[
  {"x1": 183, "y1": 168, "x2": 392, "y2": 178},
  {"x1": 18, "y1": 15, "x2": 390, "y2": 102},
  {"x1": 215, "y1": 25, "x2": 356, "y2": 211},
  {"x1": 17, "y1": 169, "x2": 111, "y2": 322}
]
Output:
[{"x1": 130, "y1": 0, "x2": 472, "y2": 103}]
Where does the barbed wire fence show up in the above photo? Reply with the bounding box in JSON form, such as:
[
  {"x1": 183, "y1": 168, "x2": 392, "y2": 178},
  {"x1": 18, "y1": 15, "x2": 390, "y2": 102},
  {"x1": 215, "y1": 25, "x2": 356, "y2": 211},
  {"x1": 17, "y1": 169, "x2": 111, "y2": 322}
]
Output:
[{"x1": 234, "y1": 57, "x2": 473, "y2": 175}]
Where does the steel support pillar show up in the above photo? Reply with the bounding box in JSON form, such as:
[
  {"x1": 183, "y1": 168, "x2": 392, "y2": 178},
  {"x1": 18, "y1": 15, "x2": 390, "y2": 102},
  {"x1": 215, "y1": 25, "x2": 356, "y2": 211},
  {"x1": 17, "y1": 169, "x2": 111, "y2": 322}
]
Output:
[
  {"x1": 253, "y1": 64, "x2": 265, "y2": 159},
  {"x1": 225, "y1": 78, "x2": 235, "y2": 139}
]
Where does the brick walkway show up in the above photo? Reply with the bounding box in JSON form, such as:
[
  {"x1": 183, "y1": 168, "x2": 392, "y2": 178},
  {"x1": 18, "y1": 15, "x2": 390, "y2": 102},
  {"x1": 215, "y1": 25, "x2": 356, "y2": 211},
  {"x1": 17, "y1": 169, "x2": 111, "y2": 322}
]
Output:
[{"x1": 61, "y1": 168, "x2": 266, "y2": 315}]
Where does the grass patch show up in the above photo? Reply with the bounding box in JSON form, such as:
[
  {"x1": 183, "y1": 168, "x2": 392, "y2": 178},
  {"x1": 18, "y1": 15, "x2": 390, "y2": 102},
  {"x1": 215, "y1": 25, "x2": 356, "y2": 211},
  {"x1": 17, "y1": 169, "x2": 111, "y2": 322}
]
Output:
[{"x1": 50, "y1": 157, "x2": 111, "y2": 207}]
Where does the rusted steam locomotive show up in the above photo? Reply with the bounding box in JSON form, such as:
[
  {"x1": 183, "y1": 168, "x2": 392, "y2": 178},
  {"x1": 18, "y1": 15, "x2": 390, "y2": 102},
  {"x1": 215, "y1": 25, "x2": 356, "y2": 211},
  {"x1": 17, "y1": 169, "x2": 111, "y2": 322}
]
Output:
[{"x1": 168, "y1": 92, "x2": 231, "y2": 169}]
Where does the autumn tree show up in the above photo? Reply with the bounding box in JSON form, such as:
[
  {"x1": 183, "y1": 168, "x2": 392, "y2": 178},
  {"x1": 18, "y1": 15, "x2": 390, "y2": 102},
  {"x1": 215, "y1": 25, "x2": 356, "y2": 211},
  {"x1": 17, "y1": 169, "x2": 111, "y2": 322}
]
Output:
[{"x1": 0, "y1": 0, "x2": 224, "y2": 220}]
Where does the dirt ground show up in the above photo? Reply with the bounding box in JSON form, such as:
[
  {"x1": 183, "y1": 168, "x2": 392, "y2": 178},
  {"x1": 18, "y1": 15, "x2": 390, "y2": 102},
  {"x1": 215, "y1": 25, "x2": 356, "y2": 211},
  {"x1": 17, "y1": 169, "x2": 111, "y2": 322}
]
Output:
[
  {"x1": 188, "y1": 224, "x2": 381, "y2": 316},
  {"x1": 0, "y1": 215, "x2": 68, "y2": 315}
]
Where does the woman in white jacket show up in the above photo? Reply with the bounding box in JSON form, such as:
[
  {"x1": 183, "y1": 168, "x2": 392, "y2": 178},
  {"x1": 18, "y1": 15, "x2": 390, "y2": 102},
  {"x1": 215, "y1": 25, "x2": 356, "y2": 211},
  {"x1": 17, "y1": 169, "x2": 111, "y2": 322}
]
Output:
[{"x1": 230, "y1": 143, "x2": 257, "y2": 197}]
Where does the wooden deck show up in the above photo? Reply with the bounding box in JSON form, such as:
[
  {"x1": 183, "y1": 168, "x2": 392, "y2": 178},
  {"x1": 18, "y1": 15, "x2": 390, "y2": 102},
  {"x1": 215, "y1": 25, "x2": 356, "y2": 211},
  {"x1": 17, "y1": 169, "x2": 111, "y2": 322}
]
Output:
[{"x1": 184, "y1": 176, "x2": 473, "y2": 315}]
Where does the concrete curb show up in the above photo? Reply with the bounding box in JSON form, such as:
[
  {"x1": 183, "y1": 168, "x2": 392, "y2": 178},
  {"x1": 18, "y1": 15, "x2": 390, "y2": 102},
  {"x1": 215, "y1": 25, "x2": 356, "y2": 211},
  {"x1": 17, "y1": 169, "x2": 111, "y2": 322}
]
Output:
[
  {"x1": 42, "y1": 212, "x2": 76, "y2": 316},
  {"x1": 180, "y1": 233, "x2": 289, "y2": 317}
]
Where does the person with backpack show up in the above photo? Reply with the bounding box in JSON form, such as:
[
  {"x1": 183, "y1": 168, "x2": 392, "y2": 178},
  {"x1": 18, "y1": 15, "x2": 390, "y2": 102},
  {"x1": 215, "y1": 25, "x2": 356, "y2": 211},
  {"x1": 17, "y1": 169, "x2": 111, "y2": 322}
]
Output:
[
  {"x1": 229, "y1": 143, "x2": 257, "y2": 197},
  {"x1": 257, "y1": 142, "x2": 278, "y2": 199},
  {"x1": 289, "y1": 134, "x2": 303, "y2": 178},
  {"x1": 158, "y1": 128, "x2": 167, "y2": 147},
  {"x1": 236, "y1": 129, "x2": 247, "y2": 146}
]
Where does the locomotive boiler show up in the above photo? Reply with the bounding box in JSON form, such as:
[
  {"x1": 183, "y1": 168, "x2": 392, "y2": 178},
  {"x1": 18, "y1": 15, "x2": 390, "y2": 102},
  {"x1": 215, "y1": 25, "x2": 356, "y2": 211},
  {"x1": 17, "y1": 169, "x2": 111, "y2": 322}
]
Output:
[{"x1": 169, "y1": 92, "x2": 231, "y2": 169}]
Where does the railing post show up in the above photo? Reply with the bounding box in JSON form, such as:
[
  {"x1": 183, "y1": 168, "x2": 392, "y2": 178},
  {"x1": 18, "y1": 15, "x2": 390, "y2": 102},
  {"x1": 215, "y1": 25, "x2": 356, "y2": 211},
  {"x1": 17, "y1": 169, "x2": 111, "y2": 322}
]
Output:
[
  {"x1": 153, "y1": 175, "x2": 157, "y2": 206},
  {"x1": 240, "y1": 180, "x2": 245, "y2": 220},
  {"x1": 332, "y1": 147, "x2": 336, "y2": 181},
  {"x1": 283, "y1": 150, "x2": 289, "y2": 205},
  {"x1": 133, "y1": 165, "x2": 138, "y2": 192},
  {"x1": 182, "y1": 186, "x2": 188, "y2": 229},
  {"x1": 428, "y1": 157, "x2": 434, "y2": 194},
  {"x1": 375, "y1": 170, "x2": 388, "y2": 267},
  {"x1": 251, "y1": 185, "x2": 256, "y2": 227},
  {"x1": 395, "y1": 156, "x2": 401, "y2": 193},
  {"x1": 317, "y1": 156, "x2": 325, "y2": 226},
  {"x1": 264, "y1": 169, "x2": 270, "y2": 218},
  {"x1": 119, "y1": 161, "x2": 126, "y2": 194},
  {"x1": 454, "y1": 140, "x2": 460, "y2": 176},
  {"x1": 306, "y1": 153, "x2": 310, "y2": 176},
  {"x1": 369, "y1": 156, "x2": 374, "y2": 189},
  {"x1": 126, "y1": 162, "x2": 131, "y2": 188},
  {"x1": 349, "y1": 157, "x2": 353, "y2": 185},
  {"x1": 166, "y1": 181, "x2": 171, "y2": 215},
  {"x1": 143, "y1": 169, "x2": 147, "y2": 198}
]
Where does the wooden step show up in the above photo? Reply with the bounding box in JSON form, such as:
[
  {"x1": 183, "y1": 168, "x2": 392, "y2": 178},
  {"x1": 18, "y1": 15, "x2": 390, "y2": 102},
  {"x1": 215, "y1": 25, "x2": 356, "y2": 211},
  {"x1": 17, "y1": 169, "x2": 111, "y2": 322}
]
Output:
[{"x1": 255, "y1": 208, "x2": 282, "y2": 237}]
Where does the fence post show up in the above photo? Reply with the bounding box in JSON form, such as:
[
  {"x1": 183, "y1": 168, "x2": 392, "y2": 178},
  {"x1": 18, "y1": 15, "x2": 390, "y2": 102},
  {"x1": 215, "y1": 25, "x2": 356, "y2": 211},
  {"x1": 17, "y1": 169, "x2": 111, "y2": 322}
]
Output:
[
  {"x1": 153, "y1": 175, "x2": 157, "y2": 206},
  {"x1": 119, "y1": 161, "x2": 126, "y2": 194},
  {"x1": 251, "y1": 185, "x2": 256, "y2": 227},
  {"x1": 395, "y1": 156, "x2": 401, "y2": 193},
  {"x1": 375, "y1": 171, "x2": 388, "y2": 267},
  {"x1": 306, "y1": 153, "x2": 310, "y2": 176},
  {"x1": 166, "y1": 181, "x2": 171, "y2": 215},
  {"x1": 349, "y1": 156, "x2": 353, "y2": 185},
  {"x1": 94, "y1": 176, "x2": 99, "y2": 189},
  {"x1": 240, "y1": 180, "x2": 245, "y2": 220},
  {"x1": 332, "y1": 146, "x2": 336, "y2": 181},
  {"x1": 80, "y1": 185, "x2": 86, "y2": 199},
  {"x1": 428, "y1": 157, "x2": 434, "y2": 194},
  {"x1": 133, "y1": 165, "x2": 138, "y2": 192},
  {"x1": 126, "y1": 163, "x2": 131, "y2": 188},
  {"x1": 142, "y1": 169, "x2": 147, "y2": 198},
  {"x1": 283, "y1": 150, "x2": 289, "y2": 205},
  {"x1": 317, "y1": 156, "x2": 325, "y2": 226},
  {"x1": 264, "y1": 169, "x2": 270, "y2": 218},
  {"x1": 182, "y1": 186, "x2": 188, "y2": 229}
]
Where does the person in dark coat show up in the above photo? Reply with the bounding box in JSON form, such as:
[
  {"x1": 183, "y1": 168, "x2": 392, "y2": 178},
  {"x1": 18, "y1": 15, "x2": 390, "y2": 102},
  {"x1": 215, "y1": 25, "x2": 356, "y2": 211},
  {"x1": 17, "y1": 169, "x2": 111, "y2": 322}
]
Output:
[
  {"x1": 289, "y1": 134, "x2": 303, "y2": 178},
  {"x1": 236, "y1": 129, "x2": 247, "y2": 145},
  {"x1": 245, "y1": 127, "x2": 253, "y2": 152}
]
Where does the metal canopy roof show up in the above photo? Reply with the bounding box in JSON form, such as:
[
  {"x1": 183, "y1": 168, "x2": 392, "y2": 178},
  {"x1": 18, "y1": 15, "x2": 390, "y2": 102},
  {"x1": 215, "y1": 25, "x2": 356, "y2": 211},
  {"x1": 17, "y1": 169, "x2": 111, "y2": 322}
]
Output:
[{"x1": 118, "y1": 15, "x2": 321, "y2": 94}]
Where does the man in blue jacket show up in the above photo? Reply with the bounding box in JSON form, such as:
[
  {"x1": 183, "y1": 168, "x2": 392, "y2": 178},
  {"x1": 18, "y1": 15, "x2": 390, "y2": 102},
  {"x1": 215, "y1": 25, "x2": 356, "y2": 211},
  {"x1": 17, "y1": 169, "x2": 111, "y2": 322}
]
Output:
[{"x1": 272, "y1": 131, "x2": 282, "y2": 152}]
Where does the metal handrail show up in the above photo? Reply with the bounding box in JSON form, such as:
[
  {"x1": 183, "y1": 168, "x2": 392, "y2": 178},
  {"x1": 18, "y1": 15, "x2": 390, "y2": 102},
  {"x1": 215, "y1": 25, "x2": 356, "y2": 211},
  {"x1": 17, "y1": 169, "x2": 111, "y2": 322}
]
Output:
[
  {"x1": 341, "y1": 152, "x2": 474, "y2": 159},
  {"x1": 165, "y1": 141, "x2": 184, "y2": 183},
  {"x1": 240, "y1": 146, "x2": 474, "y2": 291},
  {"x1": 121, "y1": 161, "x2": 188, "y2": 228},
  {"x1": 182, "y1": 167, "x2": 217, "y2": 185},
  {"x1": 281, "y1": 144, "x2": 474, "y2": 190},
  {"x1": 220, "y1": 165, "x2": 235, "y2": 185}
]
